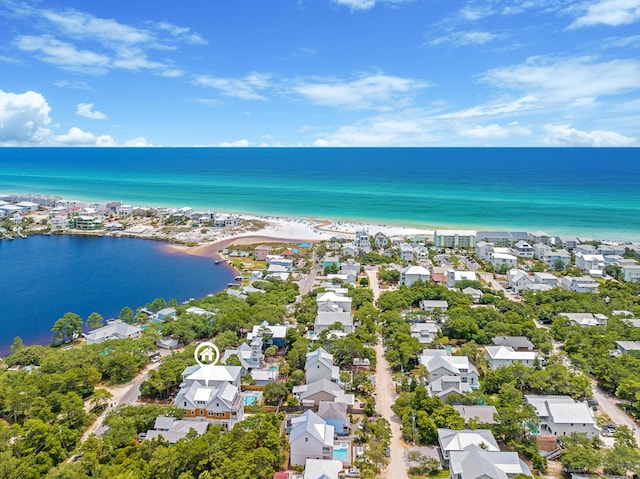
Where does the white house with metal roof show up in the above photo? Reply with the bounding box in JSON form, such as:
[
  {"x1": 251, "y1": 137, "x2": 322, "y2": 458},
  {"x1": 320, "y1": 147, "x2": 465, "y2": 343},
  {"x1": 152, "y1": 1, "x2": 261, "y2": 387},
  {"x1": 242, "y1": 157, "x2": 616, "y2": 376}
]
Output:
[{"x1": 289, "y1": 410, "x2": 335, "y2": 466}]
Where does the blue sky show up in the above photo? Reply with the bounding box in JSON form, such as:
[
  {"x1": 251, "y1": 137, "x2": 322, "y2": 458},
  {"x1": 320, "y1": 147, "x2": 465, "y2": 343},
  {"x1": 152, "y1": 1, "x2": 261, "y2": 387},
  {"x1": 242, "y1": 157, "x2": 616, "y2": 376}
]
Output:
[{"x1": 1, "y1": 0, "x2": 639, "y2": 146}]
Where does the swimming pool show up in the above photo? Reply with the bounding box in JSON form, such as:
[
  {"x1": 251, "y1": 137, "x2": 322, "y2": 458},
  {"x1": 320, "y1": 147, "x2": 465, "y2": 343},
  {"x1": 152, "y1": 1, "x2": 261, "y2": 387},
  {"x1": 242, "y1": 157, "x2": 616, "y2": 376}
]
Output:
[
  {"x1": 243, "y1": 393, "x2": 260, "y2": 406},
  {"x1": 333, "y1": 443, "x2": 349, "y2": 461}
]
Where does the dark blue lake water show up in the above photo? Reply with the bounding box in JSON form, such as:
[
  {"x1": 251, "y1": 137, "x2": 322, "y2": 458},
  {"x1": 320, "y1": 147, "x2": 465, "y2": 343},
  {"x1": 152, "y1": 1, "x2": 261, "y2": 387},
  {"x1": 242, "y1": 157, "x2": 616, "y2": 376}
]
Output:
[{"x1": 0, "y1": 235, "x2": 234, "y2": 355}]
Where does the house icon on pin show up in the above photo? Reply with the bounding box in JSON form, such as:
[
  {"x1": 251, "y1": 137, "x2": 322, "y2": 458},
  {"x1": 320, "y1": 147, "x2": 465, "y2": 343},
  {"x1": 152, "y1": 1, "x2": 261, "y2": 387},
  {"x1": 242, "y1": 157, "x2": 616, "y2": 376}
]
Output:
[{"x1": 199, "y1": 347, "x2": 215, "y2": 363}]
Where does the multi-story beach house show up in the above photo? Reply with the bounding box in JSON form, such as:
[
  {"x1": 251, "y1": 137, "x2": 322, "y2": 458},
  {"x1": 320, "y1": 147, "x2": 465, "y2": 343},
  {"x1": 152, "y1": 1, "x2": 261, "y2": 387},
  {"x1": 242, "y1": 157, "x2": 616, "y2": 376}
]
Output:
[{"x1": 434, "y1": 230, "x2": 476, "y2": 249}]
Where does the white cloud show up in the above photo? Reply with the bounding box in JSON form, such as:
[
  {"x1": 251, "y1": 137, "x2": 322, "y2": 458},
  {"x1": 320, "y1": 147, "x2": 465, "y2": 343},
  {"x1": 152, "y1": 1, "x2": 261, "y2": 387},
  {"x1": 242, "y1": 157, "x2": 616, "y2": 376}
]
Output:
[
  {"x1": 4, "y1": 3, "x2": 205, "y2": 76},
  {"x1": 482, "y1": 56, "x2": 640, "y2": 102},
  {"x1": 54, "y1": 80, "x2": 93, "y2": 90},
  {"x1": 543, "y1": 124, "x2": 638, "y2": 146},
  {"x1": 293, "y1": 73, "x2": 428, "y2": 110},
  {"x1": 54, "y1": 127, "x2": 116, "y2": 146},
  {"x1": 439, "y1": 96, "x2": 538, "y2": 119},
  {"x1": 194, "y1": 73, "x2": 272, "y2": 100},
  {"x1": 458, "y1": 123, "x2": 533, "y2": 139},
  {"x1": 218, "y1": 139, "x2": 250, "y2": 147},
  {"x1": 332, "y1": 0, "x2": 410, "y2": 10},
  {"x1": 15, "y1": 35, "x2": 110, "y2": 74},
  {"x1": 570, "y1": 0, "x2": 640, "y2": 28},
  {"x1": 76, "y1": 103, "x2": 107, "y2": 120},
  {"x1": 125, "y1": 136, "x2": 151, "y2": 147},
  {"x1": 0, "y1": 89, "x2": 52, "y2": 144},
  {"x1": 427, "y1": 31, "x2": 499, "y2": 47}
]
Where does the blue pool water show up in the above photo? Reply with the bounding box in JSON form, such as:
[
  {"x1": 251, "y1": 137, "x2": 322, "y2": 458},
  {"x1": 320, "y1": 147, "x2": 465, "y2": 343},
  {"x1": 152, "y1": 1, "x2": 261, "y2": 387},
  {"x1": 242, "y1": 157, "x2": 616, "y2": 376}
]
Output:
[
  {"x1": 243, "y1": 393, "x2": 260, "y2": 406},
  {"x1": 333, "y1": 444, "x2": 349, "y2": 461}
]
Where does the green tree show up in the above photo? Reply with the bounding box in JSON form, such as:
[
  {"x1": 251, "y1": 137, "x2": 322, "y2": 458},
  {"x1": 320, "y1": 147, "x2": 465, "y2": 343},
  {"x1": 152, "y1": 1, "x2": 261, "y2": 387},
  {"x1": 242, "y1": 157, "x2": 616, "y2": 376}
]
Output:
[
  {"x1": 265, "y1": 345, "x2": 278, "y2": 357},
  {"x1": 86, "y1": 312, "x2": 104, "y2": 329},
  {"x1": 560, "y1": 432, "x2": 602, "y2": 473},
  {"x1": 51, "y1": 312, "x2": 83, "y2": 343},
  {"x1": 9, "y1": 336, "x2": 23, "y2": 354},
  {"x1": 119, "y1": 306, "x2": 134, "y2": 323},
  {"x1": 263, "y1": 382, "x2": 288, "y2": 406}
]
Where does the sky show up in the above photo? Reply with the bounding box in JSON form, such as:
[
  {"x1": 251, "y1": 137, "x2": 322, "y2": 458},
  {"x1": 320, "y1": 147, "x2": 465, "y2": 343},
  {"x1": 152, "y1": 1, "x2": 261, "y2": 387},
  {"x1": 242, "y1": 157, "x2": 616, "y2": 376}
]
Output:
[{"x1": 1, "y1": 0, "x2": 639, "y2": 147}]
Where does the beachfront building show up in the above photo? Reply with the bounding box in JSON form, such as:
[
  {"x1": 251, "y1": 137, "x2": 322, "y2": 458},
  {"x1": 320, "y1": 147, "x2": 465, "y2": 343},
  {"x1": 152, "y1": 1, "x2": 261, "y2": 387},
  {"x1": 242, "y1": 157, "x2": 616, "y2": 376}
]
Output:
[
  {"x1": 72, "y1": 215, "x2": 102, "y2": 230},
  {"x1": 83, "y1": 320, "x2": 142, "y2": 345},
  {"x1": 374, "y1": 232, "x2": 388, "y2": 248},
  {"x1": 401, "y1": 265, "x2": 430, "y2": 286},
  {"x1": 476, "y1": 232, "x2": 512, "y2": 247},
  {"x1": 434, "y1": 230, "x2": 476, "y2": 249},
  {"x1": 525, "y1": 395, "x2": 598, "y2": 438},
  {"x1": 354, "y1": 229, "x2": 371, "y2": 253}
]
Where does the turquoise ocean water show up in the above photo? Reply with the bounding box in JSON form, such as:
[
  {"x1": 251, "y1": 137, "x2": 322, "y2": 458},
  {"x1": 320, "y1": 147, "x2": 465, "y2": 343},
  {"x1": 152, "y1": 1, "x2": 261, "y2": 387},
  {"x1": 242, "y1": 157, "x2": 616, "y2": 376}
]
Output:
[{"x1": 1, "y1": 147, "x2": 639, "y2": 239}]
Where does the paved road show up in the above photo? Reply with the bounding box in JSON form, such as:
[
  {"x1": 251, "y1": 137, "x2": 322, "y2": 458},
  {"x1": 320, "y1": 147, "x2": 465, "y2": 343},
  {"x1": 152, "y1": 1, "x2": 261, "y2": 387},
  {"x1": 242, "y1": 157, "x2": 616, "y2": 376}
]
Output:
[
  {"x1": 375, "y1": 341, "x2": 408, "y2": 479},
  {"x1": 367, "y1": 268, "x2": 407, "y2": 478},
  {"x1": 299, "y1": 263, "x2": 320, "y2": 296},
  {"x1": 592, "y1": 381, "x2": 640, "y2": 445}
]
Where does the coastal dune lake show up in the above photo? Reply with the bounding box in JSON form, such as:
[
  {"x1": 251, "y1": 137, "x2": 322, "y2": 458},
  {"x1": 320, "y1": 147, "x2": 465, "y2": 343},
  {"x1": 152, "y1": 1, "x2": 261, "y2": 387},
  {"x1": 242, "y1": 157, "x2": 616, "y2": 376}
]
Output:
[{"x1": 0, "y1": 235, "x2": 234, "y2": 354}]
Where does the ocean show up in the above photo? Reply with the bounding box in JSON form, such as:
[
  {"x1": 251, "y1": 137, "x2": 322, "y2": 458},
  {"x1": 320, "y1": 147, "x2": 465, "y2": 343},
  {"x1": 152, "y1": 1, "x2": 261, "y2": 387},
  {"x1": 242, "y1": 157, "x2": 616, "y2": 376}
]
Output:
[
  {"x1": 0, "y1": 235, "x2": 235, "y2": 355},
  {"x1": 1, "y1": 147, "x2": 639, "y2": 240}
]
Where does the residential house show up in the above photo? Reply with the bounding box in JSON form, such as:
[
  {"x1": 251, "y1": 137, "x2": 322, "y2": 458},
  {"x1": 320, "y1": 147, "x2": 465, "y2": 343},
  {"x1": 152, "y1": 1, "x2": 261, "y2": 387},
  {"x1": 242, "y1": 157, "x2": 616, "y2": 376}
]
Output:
[
  {"x1": 491, "y1": 336, "x2": 535, "y2": 351},
  {"x1": 555, "y1": 236, "x2": 580, "y2": 250},
  {"x1": 305, "y1": 347, "x2": 340, "y2": 384},
  {"x1": 175, "y1": 365, "x2": 244, "y2": 429},
  {"x1": 419, "y1": 350, "x2": 478, "y2": 387},
  {"x1": 247, "y1": 322, "x2": 289, "y2": 348},
  {"x1": 449, "y1": 446, "x2": 532, "y2": 479},
  {"x1": 598, "y1": 244, "x2": 627, "y2": 256},
  {"x1": 374, "y1": 232, "x2": 388, "y2": 249},
  {"x1": 575, "y1": 244, "x2": 597, "y2": 255},
  {"x1": 401, "y1": 265, "x2": 431, "y2": 286},
  {"x1": 222, "y1": 339, "x2": 264, "y2": 372},
  {"x1": 150, "y1": 307, "x2": 177, "y2": 322},
  {"x1": 622, "y1": 264, "x2": 640, "y2": 282},
  {"x1": 292, "y1": 379, "x2": 354, "y2": 407},
  {"x1": 323, "y1": 256, "x2": 341, "y2": 270},
  {"x1": 452, "y1": 405, "x2": 497, "y2": 425},
  {"x1": 315, "y1": 292, "x2": 353, "y2": 334},
  {"x1": 317, "y1": 401, "x2": 350, "y2": 436},
  {"x1": 475, "y1": 241, "x2": 494, "y2": 262},
  {"x1": 410, "y1": 322, "x2": 440, "y2": 344},
  {"x1": 303, "y1": 459, "x2": 343, "y2": 479},
  {"x1": 83, "y1": 320, "x2": 142, "y2": 345},
  {"x1": 476, "y1": 231, "x2": 511, "y2": 247},
  {"x1": 73, "y1": 215, "x2": 101, "y2": 230},
  {"x1": 533, "y1": 243, "x2": 552, "y2": 260},
  {"x1": 341, "y1": 259, "x2": 361, "y2": 279},
  {"x1": 492, "y1": 251, "x2": 518, "y2": 269},
  {"x1": 419, "y1": 300, "x2": 449, "y2": 312},
  {"x1": 341, "y1": 243, "x2": 359, "y2": 257},
  {"x1": 560, "y1": 276, "x2": 599, "y2": 293},
  {"x1": 446, "y1": 270, "x2": 477, "y2": 287},
  {"x1": 513, "y1": 240, "x2": 534, "y2": 259},
  {"x1": 507, "y1": 269, "x2": 534, "y2": 292},
  {"x1": 50, "y1": 215, "x2": 68, "y2": 228},
  {"x1": 575, "y1": 253, "x2": 605, "y2": 274},
  {"x1": 399, "y1": 243, "x2": 415, "y2": 262},
  {"x1": 461, "y1": 287, "x2": 483, "y2": 303},
  {"x1": 524, "y1": 395, "x2": 599, "y2": 438},
  {"x1": 251, "y1": 368, "x2": 279, "y2": 385},
  {"x1": 437, "y1": 429, "x2": 499, "y2": 462},
  {"x1": 181, "y1": 364, "x2": 243, "y2": 388},
  {"x1": 529, "y1": 231, "x2": 551, "y2": 245},
  {"x1": 434, "y1": 230, "x2": 476, "y2": 249},
  {"x1": 615, "y1": 341, "x2": 640, "y2": 355},
  {"x1": 533, "y1": 272, "x2": 559, "y2": 288},
  {"x1": 429, "y1": 376, "x2": 472, "y2": 401},
  {"x1": 431, "y1": 266, "x2": 448, "y2": 284},
  {"x1": 354, "y1": 229, "x2": 371, "y2": 253},
  {"x1": 254, "y1": 245, "x2": 271, "y2": 261},
  {"x1": 485, "y1": 346, "x2": 543, "y2": 370},
  {"x1": 559, "y1": 312, "x2": 608, "y2": 327},
  {"x1": 544, "y1": 249, "x2": 572, "y2": 269},
  {"x1": 144, "y1": 416, "x2": 208, "y2": 443},
  {"x1": 289, "y1": 410, "x2": 334, "y2": 466},
  {"x1": 266, "y1": 255, "x2": 294, "y2": 272}
]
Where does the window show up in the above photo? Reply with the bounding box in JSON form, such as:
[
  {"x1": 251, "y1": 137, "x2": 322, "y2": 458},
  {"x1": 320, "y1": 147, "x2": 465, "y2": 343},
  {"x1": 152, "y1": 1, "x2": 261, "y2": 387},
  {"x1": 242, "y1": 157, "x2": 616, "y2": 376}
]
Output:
[{"x1": 305, "y1": 438, "x2": 308, "y2": 442}]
